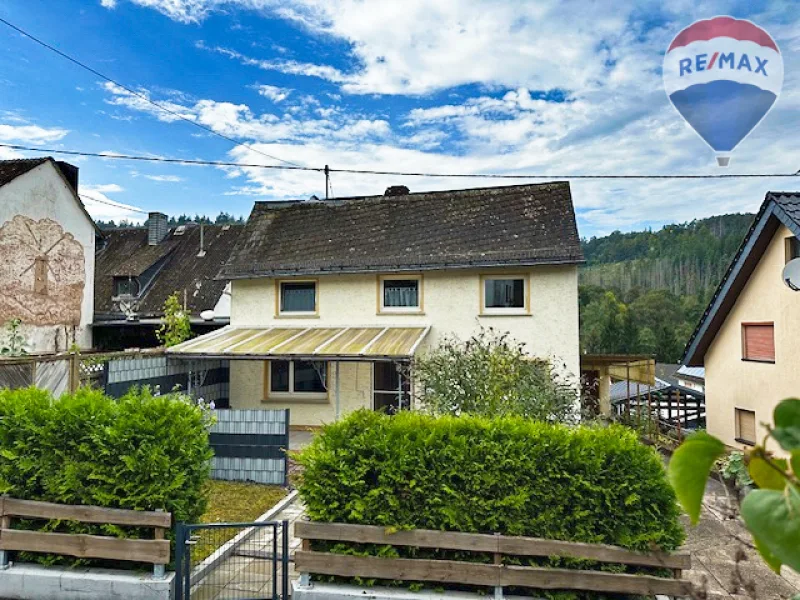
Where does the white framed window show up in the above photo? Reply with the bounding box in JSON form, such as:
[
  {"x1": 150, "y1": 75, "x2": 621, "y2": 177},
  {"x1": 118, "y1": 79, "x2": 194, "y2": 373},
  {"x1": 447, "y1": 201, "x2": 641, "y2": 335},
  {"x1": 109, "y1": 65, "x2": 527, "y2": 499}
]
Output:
[
  {"x1": 277, "y1": 280, "x2": 318, "y2": 315},
  {"x1": 266, "y1": 360, "x2": 328, "y2": 400},
  {"x1": 379, "y1": 275, "x2": 422, "y2": 313},
  {"x1": 481, "y1": 275, "x2": 528, "y2": 315}
]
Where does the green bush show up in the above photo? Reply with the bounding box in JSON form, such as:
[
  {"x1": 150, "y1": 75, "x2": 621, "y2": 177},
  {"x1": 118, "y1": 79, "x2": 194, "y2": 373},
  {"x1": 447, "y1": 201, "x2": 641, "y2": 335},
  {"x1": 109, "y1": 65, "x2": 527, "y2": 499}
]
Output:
[
  {"x1": 414, "y1": 328, "x2": 579, "y2": 424},
  {"x1": 0, "y1": 386, "x2": 213, "y2": 566},
  {"x1": 296, "y1": 410, "x2": 685, "y2": 598}
]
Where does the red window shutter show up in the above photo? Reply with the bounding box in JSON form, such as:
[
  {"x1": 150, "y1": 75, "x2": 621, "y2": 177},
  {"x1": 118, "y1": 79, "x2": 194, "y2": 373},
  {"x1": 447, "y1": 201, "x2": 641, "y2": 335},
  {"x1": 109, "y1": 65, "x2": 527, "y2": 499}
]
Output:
[{"x1": 743, "y1": 323, "x2": 775, "y2": 361}]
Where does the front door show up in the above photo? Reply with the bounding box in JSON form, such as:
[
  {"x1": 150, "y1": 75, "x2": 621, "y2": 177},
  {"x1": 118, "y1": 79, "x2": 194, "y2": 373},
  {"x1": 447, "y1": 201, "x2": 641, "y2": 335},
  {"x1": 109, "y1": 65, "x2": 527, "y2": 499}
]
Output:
[{"x1": 373, "y1": 362, "x2": 410, "y2": 414}]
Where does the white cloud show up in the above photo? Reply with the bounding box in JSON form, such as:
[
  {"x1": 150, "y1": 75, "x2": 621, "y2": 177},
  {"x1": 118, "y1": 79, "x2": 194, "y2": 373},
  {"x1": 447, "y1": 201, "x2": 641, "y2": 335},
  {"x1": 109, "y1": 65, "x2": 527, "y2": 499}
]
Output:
[
  {"x1": 0, "y1": 123, "x2": 69, "y2": 144},
  {"x1": 102, "y1": 80, "x2": 391, "y2": 145},
  {"x1": 256, "y1": 84, "x2": 292, "y2": 103},
  {"x1": 100, "y1": 0, "x2": 117, "y2": 7},
  {"x1": 96, "y1": 1, "x2": 800, "y2": 235},
  {"x1": 144, "y1": 174, "x2": 184, "y2": 182}
]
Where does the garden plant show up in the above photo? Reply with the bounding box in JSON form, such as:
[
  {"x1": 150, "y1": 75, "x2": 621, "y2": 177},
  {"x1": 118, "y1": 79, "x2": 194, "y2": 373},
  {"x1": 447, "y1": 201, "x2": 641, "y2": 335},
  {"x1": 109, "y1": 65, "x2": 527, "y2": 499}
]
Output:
[
  {"x1": 0, "y1": 385, "x2": 213, "y2": 567},
  {"x1": 414, "y1": 328, "x2": 578, "y2": 424},
  {"x1": 297, "y1": 410, "x2": 685, "y2": 599},
  {"x1": 668, "y1": 398, "x2": 800, "y2": 576}
]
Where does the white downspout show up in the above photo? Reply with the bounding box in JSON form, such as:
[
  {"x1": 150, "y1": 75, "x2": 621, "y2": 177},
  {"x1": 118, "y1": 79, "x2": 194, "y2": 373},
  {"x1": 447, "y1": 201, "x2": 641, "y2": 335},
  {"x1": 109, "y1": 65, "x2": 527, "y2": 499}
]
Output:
[{"x1": 335, "y1": 361, "x2": 341, "y2": 420}]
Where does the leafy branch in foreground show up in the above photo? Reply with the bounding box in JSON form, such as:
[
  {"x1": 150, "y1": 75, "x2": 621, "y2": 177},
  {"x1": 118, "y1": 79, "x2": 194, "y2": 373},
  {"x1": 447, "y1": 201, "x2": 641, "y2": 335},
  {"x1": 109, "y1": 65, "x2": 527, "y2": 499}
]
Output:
[{"x1": 668, "y1": 398, "x2": 800, "y2": 574}]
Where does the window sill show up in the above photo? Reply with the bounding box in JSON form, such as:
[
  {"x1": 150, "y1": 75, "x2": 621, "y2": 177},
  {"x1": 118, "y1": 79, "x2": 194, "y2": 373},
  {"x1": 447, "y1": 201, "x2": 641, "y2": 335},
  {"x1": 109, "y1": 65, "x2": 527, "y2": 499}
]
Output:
[
  {"x1": 479, "y1": 311, "x2": 531, "y2": 317},
  {"x1": 263, "y1": 395, "x2": 329, "y2": 404},
  {"x1": 734, "y1": 437, "x2": 756, "y2": 447},
  {"x1": 741, "y1": 358, "x2": 775, "y2": 364},
  {"x1": 274, "y1": 314, "x2": 320, "y2": 319},
  {"x1": 377, "y1": 310, "x2": 425, "y2": 316}
]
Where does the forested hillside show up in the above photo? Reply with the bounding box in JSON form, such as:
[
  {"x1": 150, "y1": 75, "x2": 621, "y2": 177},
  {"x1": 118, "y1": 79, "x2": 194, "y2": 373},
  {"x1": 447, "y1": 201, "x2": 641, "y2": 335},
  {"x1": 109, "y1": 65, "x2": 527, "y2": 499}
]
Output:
[{"x1": 579, "y1": 213, "x2": 755, "y2": 362}]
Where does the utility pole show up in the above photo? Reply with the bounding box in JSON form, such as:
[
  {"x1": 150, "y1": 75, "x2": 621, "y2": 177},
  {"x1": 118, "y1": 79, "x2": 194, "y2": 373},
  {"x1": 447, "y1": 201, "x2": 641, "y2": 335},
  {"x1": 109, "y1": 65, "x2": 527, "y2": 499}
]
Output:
[{"x1": 324, "y1": 164, "x2": 330, "y2": 200}]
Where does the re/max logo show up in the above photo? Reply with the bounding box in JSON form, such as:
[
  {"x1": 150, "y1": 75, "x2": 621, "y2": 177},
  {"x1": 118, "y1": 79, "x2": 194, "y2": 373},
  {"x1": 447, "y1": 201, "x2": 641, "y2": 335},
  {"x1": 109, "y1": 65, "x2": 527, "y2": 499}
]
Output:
[{"x1": 679, "y1": 52, "x2": 769, "y2": 76}]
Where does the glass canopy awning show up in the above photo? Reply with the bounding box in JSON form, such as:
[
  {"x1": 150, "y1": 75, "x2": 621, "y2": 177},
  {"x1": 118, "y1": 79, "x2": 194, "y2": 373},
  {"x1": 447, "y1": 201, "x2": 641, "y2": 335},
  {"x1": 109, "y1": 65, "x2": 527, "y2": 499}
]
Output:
[{"x1": 166, "y1": 326, "x2": 431, "y2": 360}]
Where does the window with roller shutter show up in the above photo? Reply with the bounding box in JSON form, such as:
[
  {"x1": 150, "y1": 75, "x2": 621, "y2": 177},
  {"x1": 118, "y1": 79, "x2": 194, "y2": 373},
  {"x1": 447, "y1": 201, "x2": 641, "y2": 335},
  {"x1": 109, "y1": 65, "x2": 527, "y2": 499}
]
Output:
[
  {"x1": 741, "y1": 323, "x2": 775, "y2": 362},
  {"x1": 735, "y1": 408, "x2": 756, "y2": 445}
]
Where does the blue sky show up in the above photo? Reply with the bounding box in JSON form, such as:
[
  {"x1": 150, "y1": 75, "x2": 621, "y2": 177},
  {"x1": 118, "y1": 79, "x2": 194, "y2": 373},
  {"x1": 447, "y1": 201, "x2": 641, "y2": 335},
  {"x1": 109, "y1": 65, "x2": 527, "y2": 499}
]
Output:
[{"x1": 1, "y1": 0, "x2": 799, "y2": 237}]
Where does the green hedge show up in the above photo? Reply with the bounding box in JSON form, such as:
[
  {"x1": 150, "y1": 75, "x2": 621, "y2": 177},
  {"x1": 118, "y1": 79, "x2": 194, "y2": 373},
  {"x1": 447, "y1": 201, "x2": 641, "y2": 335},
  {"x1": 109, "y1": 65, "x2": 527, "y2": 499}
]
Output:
[
  {"x1": 0, "y1": 386, "x2": 213, "y2": 566},
  {"x1": 296, "y1": 410, "x2": 685, "y2": 598}
]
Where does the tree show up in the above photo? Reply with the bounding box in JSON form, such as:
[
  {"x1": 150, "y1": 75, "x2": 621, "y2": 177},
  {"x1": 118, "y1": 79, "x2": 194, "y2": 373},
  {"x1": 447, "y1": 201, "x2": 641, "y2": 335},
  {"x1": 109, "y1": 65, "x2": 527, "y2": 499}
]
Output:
[
  {"x1": 156, "y1": 292, "x2": 192, "y2": 347},
  {"x1": 413, "y1": 328, "x2": 579, "y2": 424},
  {"x1": 668, "y1": 399, "x2": 800, "y2": 575}
]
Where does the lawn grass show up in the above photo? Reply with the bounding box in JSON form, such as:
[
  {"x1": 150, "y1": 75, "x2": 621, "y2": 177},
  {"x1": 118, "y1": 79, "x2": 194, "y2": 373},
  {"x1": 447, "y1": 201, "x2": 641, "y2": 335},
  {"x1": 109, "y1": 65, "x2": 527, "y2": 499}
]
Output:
[
  {"x1": 191, "y1": 480, "x2": 288, "y2": 563},
  {"x1": 201, "y1": 480, "x2": 288, "y2": 524}
]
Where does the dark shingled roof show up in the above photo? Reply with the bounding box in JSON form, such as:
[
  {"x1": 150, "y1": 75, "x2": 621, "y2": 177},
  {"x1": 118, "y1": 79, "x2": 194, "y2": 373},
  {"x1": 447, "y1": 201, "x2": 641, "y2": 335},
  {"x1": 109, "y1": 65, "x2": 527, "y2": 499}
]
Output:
[
  {"x1": 220, "y1": 182, "x2": 583, "y2": 278},
  {"x1": 95, "y1": 223, "x2": 243, "y2": 319},
  {"x1": 683, "y1": 192, "x2": 800, "y2": 366},
  {"x1": 0, "y1": 158, "x2": 49, "y2": 187}
]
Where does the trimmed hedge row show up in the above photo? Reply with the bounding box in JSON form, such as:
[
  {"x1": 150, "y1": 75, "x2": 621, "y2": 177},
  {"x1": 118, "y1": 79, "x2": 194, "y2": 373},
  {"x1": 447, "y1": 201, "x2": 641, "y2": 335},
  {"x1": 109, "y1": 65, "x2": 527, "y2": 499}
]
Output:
[
  {"x1": 296, "y1": 410, "x2": 685, "y2": 597},
  {"x1": 0, "y1": 386, "x2": 213, "y2": 566}
]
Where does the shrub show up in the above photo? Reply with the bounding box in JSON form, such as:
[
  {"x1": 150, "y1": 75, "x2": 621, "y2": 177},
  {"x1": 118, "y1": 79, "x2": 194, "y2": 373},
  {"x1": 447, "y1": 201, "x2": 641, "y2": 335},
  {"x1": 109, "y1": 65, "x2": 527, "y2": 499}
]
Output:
[
  {"x1": 0, "y1": 386, "x2": 213, "y2": 566},
  {"x1": 414, "y1": 328, "x2": 578, "y2": 424},
  {"x1": 157, "y1": 292, "x2": 192, "y2": 347},
  {"x1": 296, "y1": 410, "x2": 685, "y2": 598}
]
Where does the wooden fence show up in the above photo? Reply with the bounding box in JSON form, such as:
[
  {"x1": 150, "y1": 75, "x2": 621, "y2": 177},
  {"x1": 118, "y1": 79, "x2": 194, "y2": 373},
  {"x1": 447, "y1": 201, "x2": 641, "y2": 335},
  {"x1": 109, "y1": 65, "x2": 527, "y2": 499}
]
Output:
[
  {"x1": 295, "y1": 521, "x2": 693, "y2": 597},
  {"x1": 0, "y1": 497, "x2": 171, "y2": 576}
]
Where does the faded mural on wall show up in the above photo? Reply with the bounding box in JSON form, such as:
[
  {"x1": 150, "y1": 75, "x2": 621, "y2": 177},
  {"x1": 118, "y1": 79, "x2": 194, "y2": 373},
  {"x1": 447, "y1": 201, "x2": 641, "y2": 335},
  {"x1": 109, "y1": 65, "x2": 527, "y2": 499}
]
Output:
[{"x1": 0, "y1": 215, "x2": 85, "y2": 326}]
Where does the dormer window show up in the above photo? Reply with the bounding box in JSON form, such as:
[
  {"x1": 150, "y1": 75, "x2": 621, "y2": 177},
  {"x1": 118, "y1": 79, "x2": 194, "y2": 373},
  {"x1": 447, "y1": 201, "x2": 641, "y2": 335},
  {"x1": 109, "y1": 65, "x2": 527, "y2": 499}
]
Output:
[{"x1": 113, "y1": 276, "x2": 140, "y2": 298}]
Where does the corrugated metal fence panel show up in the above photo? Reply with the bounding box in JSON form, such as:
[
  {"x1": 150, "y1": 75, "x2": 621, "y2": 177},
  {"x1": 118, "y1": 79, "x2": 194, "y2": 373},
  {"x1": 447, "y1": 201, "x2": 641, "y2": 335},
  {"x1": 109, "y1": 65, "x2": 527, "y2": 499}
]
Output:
[
  {"x1": 209, "y1": 409, "x2": 289, "y2": 486},
  {"x1": 0, "y1": 362, "x2": 34, "y2": 390},
  {"x1": 34, "y1": 359, "x2": 70, "y2": 398}
]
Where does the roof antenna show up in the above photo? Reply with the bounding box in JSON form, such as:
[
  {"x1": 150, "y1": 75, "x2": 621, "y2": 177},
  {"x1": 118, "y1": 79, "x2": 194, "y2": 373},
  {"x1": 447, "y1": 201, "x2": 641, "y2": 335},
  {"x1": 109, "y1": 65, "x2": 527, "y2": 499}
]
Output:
[{"x1": 324, "y1": 164, "x2": 330, "y2": 200}]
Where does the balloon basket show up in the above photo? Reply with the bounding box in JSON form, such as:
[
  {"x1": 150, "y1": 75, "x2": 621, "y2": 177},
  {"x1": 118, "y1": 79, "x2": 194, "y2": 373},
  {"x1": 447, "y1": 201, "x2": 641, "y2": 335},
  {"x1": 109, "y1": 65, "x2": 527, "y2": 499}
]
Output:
[{"x1": 716, "y1": 155, "x2": 731, "y2": 167}]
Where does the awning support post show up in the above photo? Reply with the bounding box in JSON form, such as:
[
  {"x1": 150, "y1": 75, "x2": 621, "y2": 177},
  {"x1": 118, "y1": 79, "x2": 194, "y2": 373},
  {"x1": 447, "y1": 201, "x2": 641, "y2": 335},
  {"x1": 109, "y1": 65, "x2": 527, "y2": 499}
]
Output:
[{"x1": 335, "y1": 361, "x2": 341, "y2": 421}]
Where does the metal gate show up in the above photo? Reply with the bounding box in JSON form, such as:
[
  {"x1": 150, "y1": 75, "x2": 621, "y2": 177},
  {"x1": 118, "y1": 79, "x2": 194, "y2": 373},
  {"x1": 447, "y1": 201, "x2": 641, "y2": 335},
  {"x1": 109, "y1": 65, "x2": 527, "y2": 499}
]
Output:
[{"x1": 175, "y1": 520, "x2": 290, "y2": 600}]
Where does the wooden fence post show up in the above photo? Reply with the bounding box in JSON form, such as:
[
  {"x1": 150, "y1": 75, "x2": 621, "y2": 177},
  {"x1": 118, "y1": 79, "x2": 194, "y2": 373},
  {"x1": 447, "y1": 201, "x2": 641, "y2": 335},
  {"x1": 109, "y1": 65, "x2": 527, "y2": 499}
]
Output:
[
  {"x1": 0, "y1": 496, "x2": 9, "y2": 570},
  {"x1": 494, "y1": 532, "x2": 503, "y2": 600},
  {"x1": 153, "y1": 508, "x2": 166, "y2": 579}
]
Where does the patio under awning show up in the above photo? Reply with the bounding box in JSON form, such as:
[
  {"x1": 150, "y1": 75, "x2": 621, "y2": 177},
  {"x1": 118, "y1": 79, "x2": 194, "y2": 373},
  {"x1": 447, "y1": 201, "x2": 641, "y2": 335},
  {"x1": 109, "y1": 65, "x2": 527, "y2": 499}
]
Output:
[{"x1": 166, "y1": 325, "x2": 431, "y2": 360}]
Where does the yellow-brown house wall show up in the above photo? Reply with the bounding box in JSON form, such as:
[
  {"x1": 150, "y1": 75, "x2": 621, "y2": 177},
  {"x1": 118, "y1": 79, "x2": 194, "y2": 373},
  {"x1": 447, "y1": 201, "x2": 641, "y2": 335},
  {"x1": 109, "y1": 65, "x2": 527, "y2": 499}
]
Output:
[
  {"x1": 228, "y1": 265, "x2": 579, "y2": 427},
  {"x1": 704, "y1": 224, "x2": 800, "y2": 454}
]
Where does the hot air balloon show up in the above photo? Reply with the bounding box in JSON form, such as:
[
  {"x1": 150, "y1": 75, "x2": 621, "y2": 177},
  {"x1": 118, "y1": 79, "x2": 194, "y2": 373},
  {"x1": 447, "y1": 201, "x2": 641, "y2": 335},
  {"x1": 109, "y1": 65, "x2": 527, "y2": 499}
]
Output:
[{"x1": 663, "y1": 16, "x2": 783, "y2": 166}]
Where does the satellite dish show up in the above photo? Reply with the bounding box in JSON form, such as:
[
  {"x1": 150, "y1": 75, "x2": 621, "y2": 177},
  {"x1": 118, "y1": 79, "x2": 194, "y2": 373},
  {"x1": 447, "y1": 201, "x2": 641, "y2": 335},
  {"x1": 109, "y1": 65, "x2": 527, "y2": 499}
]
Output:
[
  {"x1": 200, "y1": 309, "x2": 215, "y2": 321},
  {"x1": 782, "y1": 258, "x2": 800, "y2": 291}
]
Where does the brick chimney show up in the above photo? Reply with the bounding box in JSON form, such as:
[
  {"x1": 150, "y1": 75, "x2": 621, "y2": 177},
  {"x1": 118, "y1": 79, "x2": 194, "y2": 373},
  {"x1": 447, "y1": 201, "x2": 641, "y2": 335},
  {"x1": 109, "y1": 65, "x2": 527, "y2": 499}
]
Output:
[{"x1": 147, "y1": 212, "x2": 168, "y2": 245}]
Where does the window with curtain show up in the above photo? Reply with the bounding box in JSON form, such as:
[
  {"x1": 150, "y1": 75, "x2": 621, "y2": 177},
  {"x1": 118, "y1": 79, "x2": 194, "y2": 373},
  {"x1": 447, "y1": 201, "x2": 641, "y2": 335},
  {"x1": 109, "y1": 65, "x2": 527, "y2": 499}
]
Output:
[
  {"x1": 280, "y1": 281, "x2": 316, "y2": 313},
  {"x1": 269, "y1": 360, "x2": 326, "y2": 395},
  {"x1": 382, "y1": 278, "x2": 419, "y2": 309},
  {"x1": 484, "y1": 278, "x2": 525, "y2": 309}
]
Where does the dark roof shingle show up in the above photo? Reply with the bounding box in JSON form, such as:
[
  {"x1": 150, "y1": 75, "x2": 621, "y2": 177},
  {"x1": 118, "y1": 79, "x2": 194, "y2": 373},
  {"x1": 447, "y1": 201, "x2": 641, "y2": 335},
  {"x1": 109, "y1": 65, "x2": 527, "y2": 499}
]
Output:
[
  {"x1": 95, "y1": 224, "x2": 243, "y2": 319},
  {"x1": 220, "y1": 182, "x2": 583, "y2": 278}
]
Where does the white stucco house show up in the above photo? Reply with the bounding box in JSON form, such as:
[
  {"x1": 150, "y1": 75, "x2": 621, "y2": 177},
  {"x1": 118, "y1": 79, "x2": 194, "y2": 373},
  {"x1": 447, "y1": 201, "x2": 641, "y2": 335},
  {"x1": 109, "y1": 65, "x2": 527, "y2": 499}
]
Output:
[
  {"x1": 168, "y1": 182, "x2": 583, "y2": 427},
  {"x1": 0, "y1": 158, "x2": 98, "y2": 352},
  {"x1": 683, "y1": 192, "x2": 800, "y2": 454}
]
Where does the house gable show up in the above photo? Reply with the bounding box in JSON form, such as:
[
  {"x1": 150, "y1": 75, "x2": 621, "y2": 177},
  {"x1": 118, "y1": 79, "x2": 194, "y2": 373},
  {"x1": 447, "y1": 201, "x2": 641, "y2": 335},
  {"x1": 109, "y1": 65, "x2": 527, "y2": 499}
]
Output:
[{"x1": 683, "y1": 193, "x2": 800, "y2": 366}]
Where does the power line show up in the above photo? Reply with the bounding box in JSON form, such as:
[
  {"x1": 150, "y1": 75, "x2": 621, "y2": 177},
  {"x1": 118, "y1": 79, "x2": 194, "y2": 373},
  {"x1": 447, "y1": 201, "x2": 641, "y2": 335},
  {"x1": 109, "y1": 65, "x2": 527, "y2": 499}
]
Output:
[
  {"x1": 1, "y1": 144, "x2": 312, "y2": 171},
  {"x1": 0, "y1": 17, "x2": 302, "y2": 168},
  {"x1": 3, "y1": 143, "x2": 800, "y2": 180},
  {"x1": 78, "y1": 193, "x2": 148, "y2": 215}
]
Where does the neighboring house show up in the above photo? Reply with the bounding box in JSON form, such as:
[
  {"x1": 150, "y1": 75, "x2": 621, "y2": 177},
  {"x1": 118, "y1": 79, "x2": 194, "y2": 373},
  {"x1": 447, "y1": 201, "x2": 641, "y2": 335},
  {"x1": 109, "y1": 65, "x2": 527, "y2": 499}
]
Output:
[
  {"x1": 675, "y1": 365, "x2": 705, "y2": 394},
  {"x1": 610, "y1": 362, "x2": 705, "y2": 429},
  {"x1": 683, "y1": 192, "x2": 800, "y2": 452},
  {"x1": 168, "y1": 182, "x2": 583, "y2": 427},
  {"x1": 93, "y1": 214, "x2": 242, "y2": 350},
  {"x1": 0, "y1": 158, "x2": 98, "y2": 352}
]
